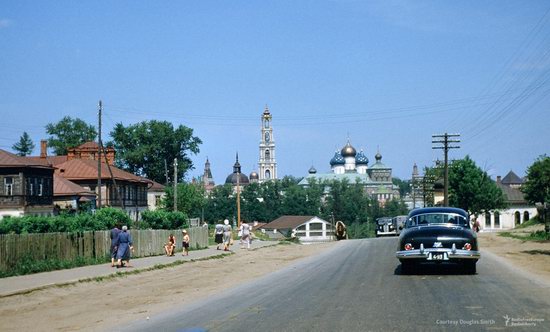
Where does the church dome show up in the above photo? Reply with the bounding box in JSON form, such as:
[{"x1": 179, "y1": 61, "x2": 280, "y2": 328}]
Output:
[
  {"x1": 225, "y1": 172, "x2": 250, "y2": 185},
  {"x1": 225, "y1": 153, "x2": 250, "y2": 185},
  {"x1": 341, "y1": 141, "x2": 357, "y2": 158},
  {"x1": 330, "y1": 151, "x2": 345, "y2": 166},
  {"x1": 356, "y1": 150, "x2": 369, "y2": 165},
  {"x1": 375, "y1": 151, "x2": 382, "y2": 161},
  {"x1": 249, "y1": 171, "x2": 259, "y2": 180},
  {"x1": 308, "y1": 166, "x2": 317, "y2": 174}
]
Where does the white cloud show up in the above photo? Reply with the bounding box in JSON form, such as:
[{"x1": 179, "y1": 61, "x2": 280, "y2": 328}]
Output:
[{"x1": 0, "y1": 19, "x2": 12, "y2": 29}]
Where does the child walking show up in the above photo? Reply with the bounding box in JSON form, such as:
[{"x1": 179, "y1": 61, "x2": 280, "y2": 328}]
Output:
[{"x1": 182, "y1": 230, "x2": 190, "y2": 256}]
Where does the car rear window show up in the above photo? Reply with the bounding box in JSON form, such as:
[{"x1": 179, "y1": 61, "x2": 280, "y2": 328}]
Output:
[{"x1": 408, "y1": 213, "x2": 468, "y2": 227}]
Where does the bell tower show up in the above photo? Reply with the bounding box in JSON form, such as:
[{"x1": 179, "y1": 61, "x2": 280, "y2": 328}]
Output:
[{"x1": 259, "y1": 105, "x2": 277, "y2": 182}]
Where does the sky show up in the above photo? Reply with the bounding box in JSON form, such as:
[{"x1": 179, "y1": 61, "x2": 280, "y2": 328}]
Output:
[{"x1": 1, "y1": 1, "x2": 549, "y2": 185}]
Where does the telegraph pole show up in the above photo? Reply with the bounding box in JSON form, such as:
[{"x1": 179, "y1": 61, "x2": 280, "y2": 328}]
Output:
[
  {"x1": 432, "y1": 133, "x2": 460, "y2": 206},
  {"x1": 236, "y1": 161, "x2": 241, "y2": 229},
  {"x1": 97, "y1": 100, "x2": 102, "y2": 210},
  {"x1": 173, "y1": 158, "x2": 178, "y2": 212}
]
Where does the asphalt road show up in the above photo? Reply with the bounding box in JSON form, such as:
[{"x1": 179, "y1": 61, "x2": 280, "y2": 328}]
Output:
[{"x1": 121, "y1": 238, "x2": 550, "y2": 332}]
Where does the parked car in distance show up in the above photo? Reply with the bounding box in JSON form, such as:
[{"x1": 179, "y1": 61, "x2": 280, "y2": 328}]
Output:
[
  {"x1": 392, "y1": 215, "x2": 407, "y2": 235},
  {"x1": 396, "y1": 207, "x2": 480, "y2": 274},
  {"x1": 376, "y1": 217, "x2": 396, "y2": 237}
]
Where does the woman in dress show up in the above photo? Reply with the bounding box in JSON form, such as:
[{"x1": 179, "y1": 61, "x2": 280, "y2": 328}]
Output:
[
  {"x1": 109, "y1": 225, "x2": 121, "y2": 267},
  {"x1": 115, "y1": 225, "x2": 134, "y2": 268},
  {"x1": 222, "y1": 219, "x2": 232, "y2": 251}
]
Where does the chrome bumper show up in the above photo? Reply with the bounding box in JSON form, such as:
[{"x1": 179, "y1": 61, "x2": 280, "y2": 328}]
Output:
[
  {"x1": 377, "y1": 231, "x2": 396, "y2": 236},
  {"x1": 396, "y1": 245, "x2": 480, "y2": 260}
]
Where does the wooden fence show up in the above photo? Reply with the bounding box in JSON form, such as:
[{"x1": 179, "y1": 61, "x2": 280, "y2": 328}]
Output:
[{"x1": 0, "y1": 227, "x2": 208, "y2": 271}]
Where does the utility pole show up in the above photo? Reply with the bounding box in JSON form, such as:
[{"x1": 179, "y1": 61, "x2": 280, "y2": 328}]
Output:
[
  {"x1": 432, "y1": 133, "x2": 460, "y2": 206},
  {"x1": 97, "y1": 100, "x2": 102, "y2": 210},
  {"x1": 237, "y1": 162, "x2": 241, "y2": 229},
  {"x1": 173, "y1": 158, "x2": 178, "y2": 212},
  {"x1": 164, "y1": 159, "x2": 169, "y2": 185}
]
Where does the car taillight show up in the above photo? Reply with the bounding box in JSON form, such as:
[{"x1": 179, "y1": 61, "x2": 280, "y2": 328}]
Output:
[
  {"x1": 404, "y1": 243, "x2": 413, "y2": 250},
  {"x1": 463, "y1": 243, "x2": 472, "y2": 250}
]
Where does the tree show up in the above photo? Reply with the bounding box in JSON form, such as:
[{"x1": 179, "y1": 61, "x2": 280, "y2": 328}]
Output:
[
  {"x1": 522, "y1": 155, "x2": 550, "y2": 204},
  {"x1": 45, "y1": 116, "x2": 97, "y2": 155},
  {"x1": 448, "y1": 156, "x2": 506, "y2": 216},
  {"x1": 12, "y1": 132, "x2": 35, "y2": 156},
  {"x1": 392, "y1": 177, "x2": 411, "y2": 197},
  {"x1": 110, "y1": 120, "x2": 201, "y2": 183},
  {"x1": 163, "y1": 182, "x2": 206, "y2": 218},
  {"x1": 203, "y1": 184, "x2": 236, "y2": 224}
]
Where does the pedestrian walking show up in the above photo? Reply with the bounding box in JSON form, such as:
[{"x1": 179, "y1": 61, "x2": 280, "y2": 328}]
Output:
[
  {"x1": 110, "y1": 224, "x2": 121, "y2": 267},
  {"x1": 214, "y1": 222, "x2": 224, "y2": 250},
  {"x1": 240, "y1": 221, "x2": 251, "y2": 249},
  {"x1": 115, "y1": 225, "x2": 134, "y2": 268},
  {"x1": 222, "y1": 219, "x2": 232, "y2": 251},
  {"x1": 182, "y1": 230, "x2": 190, "y2": 256}
]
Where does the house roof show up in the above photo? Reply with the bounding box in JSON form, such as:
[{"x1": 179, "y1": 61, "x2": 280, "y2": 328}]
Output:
[
  {"x1": 262, "y1": 215, "x2": 323, "y2": 230},
  {"x1": 75, "y1": 141, "x2": 100, "y2": 149},
  {"x1": 0, "y1": 149, "x2": 54, "y2": 169},
  {"x1": 147, "y1": 179, "x2": 166, "y2": 191},
  {"x1": 496, "y1": 183, "x2": 527, "y2": 204},
  {"x1": 501, "y1": 170, "x2": 523, "y2": 185},
  {"x1": 53, "y1": 174, "x2": 96, "y2": 197},
  {"x1": 55, "y1": 159, "x2": 148, "y2": 183},
  {"x1": 26, "y1": 155, "x2": 69, "y2": 166}
]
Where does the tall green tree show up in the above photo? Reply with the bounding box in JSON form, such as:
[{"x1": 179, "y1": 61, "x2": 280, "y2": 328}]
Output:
[
  {"x1": 12, "y1": 132, "x2": 35, "y2": 156},
  {"x1": 163, "y1": 182, "x2": 206, "y2": 218},
  {"x1": 45, "y1": 116, "x2": 97, "y2": 155},
  {"x1": 110, "y1": 120, "x2": 201, "y2": 183},
  {"x1": 392, "y1": 177, "x2": 411, "y2": 197},
  {"x1": 241, "y1": 183, "x2": 264, "y2": 222},
  {"x1": 448, "y1": 156, "x2": 506, "y2": 216},
  {"x1": 522, "y1": 155, "x2": 550, "y2": 204},
  {"x1": 203, "y1": 184, "x2": 236, "y2": 224}
]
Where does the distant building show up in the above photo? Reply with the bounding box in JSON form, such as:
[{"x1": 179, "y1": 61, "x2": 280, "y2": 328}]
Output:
[
  {"x1": 200, "y1": 157, "x2": 215, "y2": 193},
  {"x1": 146, "y1": 180, "x2": 166, "y2": 211},
  {"x1": 260, "y1": 215, "x2": 334, "y2": 242},
  {"x1": 298, "y1": 141, "x2": 400, "y2": 204},
  {"x1": 28, "y1": 141, "x2": 151, "y2": 220},
  {"x1": 258, "y1": 106, "x2": 277, "y2": 182},
  {"x1": 225, "y1": 153, "x2": 250, "y2": 191},
  {"x1": 0, "y1": 149, "x2": 55, "y2": 219},
  {"x1": 478, "y1": 171, "x2": 536, "y2": 230}
]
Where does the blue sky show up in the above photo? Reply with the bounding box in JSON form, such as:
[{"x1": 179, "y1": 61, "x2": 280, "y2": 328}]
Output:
[{"x1": 1, "y1": 1, "x2": 549, "y2": 184}]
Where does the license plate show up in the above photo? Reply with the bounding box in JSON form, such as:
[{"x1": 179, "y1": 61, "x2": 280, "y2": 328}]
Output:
[{"x1": 428, "y1": 253, "x2": 447, "y2": 260}]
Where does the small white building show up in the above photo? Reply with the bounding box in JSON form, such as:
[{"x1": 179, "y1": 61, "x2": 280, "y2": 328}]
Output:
[
  {"x1": 261, "y1": 215, "x2": 334, "y2": 242},
  {"x1": 479, "y1": 171, "x2": 537, "y2": 230},
  {"x1": 146, "y1": 180, "x2": 166, "y2": 211}
]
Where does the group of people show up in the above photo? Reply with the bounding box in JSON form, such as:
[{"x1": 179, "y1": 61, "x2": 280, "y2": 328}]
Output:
[
  {"x1": 164, "y1": 230, "x2": 191, "y2": 256},
  {"x1": 109, "y1": 225, "x2": 134, "y2": 268},
  {"x1": 214, "y1": 219, "x2": 253, "y2": 251}
]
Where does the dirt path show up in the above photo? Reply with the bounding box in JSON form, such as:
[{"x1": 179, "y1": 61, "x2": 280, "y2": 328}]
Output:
[
  {"x1": 0, "y1": 242, "x2": 336, "y2": 331},
  {"x1": 478, "y1": 228, "x2": 550, "y2": 281}
]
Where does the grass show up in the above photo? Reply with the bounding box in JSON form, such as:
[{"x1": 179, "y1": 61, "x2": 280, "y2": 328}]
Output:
[
  {"x1": 514, "y1": 217, "x2": 543, "y2": 229},
  {"x1": 521, "y1": 250, "x2": 550, "y2": 256},
  {"x1": 0, "y1": 255, "x2": 109, "y2": 279},
  {"x1": 500, "y1": 230, "x2": 550, "y2": 242}
]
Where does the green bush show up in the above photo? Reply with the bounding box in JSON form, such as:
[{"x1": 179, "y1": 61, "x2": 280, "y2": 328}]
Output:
[
  {"x1": 141, "y1": 210, "x2": 188, "y2": 230},
  {"x1": 94, "y1": 207, "x2": 132, "y2": 229}
]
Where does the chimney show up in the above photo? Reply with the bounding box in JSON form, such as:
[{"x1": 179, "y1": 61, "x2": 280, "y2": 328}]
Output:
[
  {"x1": 496, "y1": 176, "x2": 501, "y2": 184},
  {"x1": 40, "y1": 140, "x2": 48, "y2": 158}
]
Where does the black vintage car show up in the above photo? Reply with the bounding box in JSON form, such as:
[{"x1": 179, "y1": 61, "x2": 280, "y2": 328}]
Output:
[
  {"x1": 376, "y1": 217, "x2": 396, "y2": 237},
  {"x1": 396, "y1": 207, "x2": 480, "y2": 274}
]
